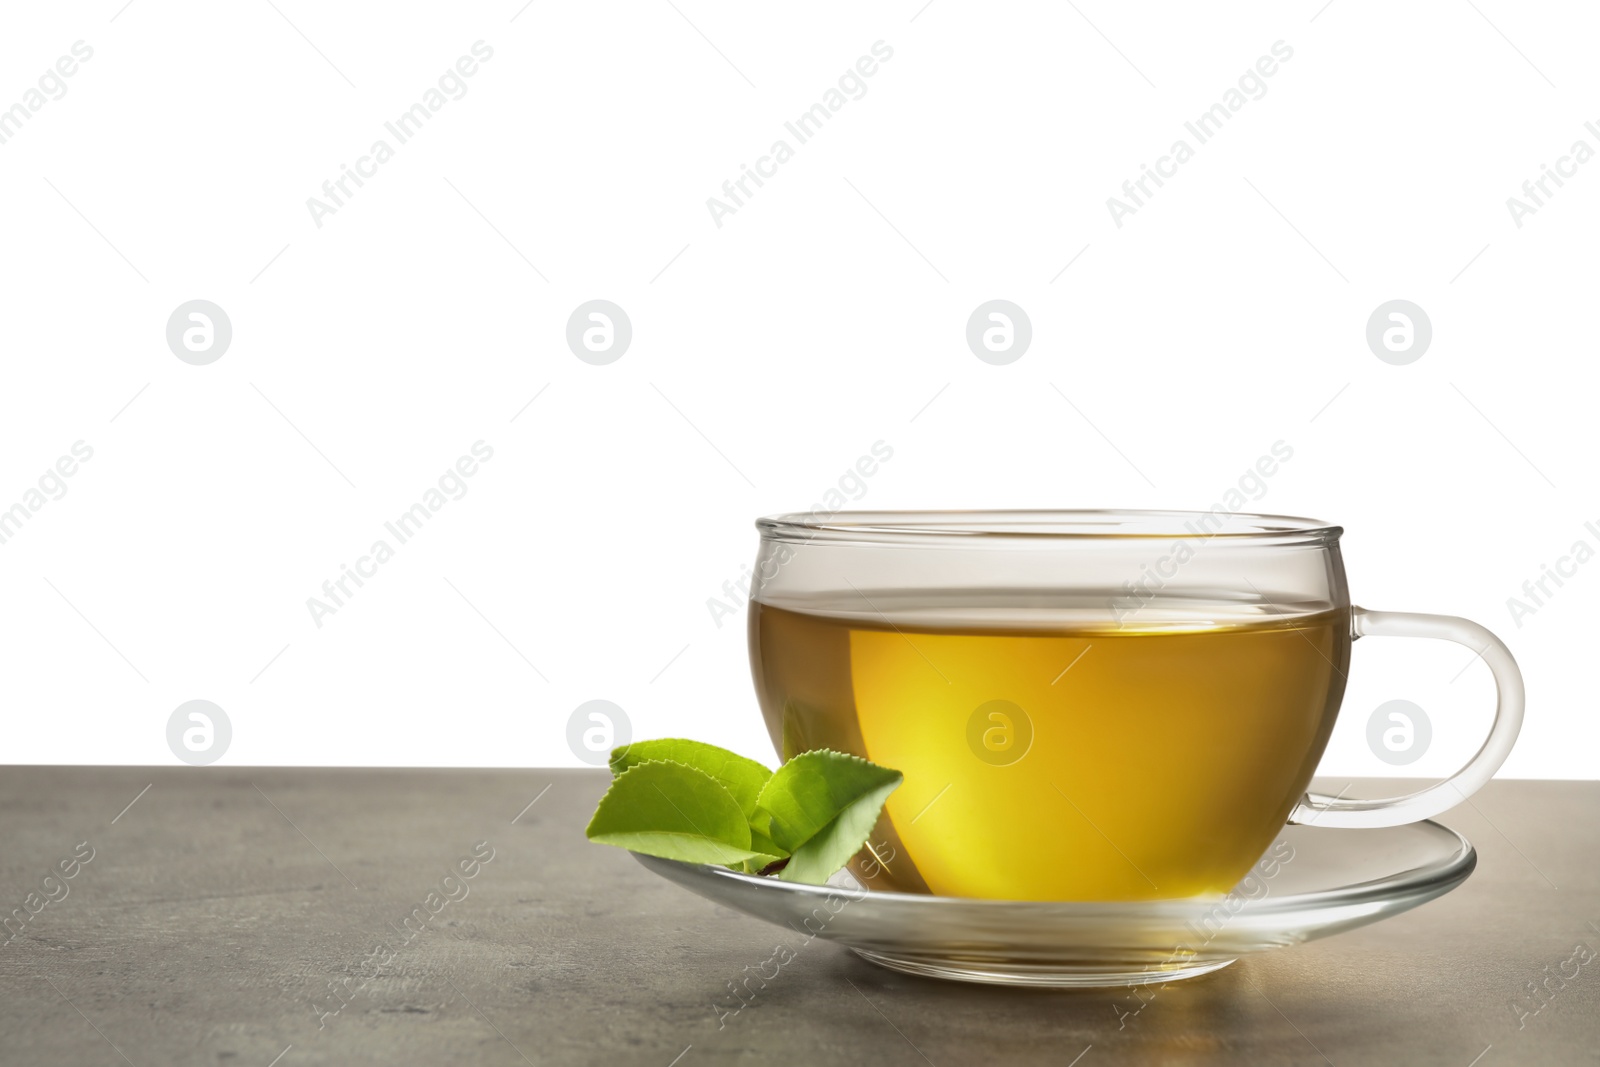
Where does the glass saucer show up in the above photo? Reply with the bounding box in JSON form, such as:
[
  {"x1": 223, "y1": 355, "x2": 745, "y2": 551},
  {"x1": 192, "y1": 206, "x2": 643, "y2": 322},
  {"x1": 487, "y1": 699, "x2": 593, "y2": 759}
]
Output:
[{"x1": 633, "y1": 816, "x2": 1474, "y2": 988}]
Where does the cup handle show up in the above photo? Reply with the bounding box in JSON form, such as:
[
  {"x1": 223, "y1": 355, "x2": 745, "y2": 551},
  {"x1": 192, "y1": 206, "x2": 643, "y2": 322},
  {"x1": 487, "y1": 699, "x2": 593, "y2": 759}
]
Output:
[{"x1": 1287, "y1": 607, "x2": 1525, "y2": 829}]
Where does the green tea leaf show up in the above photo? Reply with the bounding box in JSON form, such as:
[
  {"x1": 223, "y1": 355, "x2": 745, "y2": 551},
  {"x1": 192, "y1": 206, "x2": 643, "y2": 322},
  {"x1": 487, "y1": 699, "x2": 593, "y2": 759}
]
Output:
[
  {"x1": 609, "y1": 738, "x2": 773, "y2": 819},
  {"x1": 586, "y1": 760, "x2": 770, "y2": 867},
  {"x1": 747, "y1": 827, "x2": 787, "y2": 865},
  {"x1": 737, "y1": 839, "x2": 788, "y2": 876},
  {"x1": 755, "y1": 749, "x2": 903, "y2": 885}
]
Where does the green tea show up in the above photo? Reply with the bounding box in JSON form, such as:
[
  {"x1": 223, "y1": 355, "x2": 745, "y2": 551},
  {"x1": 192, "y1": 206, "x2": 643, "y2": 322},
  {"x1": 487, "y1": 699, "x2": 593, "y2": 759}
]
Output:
[{"x1": 750, "y1": 595, "x2": 1348, "y2": 900}]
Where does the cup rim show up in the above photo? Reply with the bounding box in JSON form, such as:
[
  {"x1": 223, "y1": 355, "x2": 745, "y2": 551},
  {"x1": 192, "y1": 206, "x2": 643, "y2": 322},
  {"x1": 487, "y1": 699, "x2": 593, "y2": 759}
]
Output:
[{"x1": 756, "y1": 509, "x2": 1343, "y2": 546}]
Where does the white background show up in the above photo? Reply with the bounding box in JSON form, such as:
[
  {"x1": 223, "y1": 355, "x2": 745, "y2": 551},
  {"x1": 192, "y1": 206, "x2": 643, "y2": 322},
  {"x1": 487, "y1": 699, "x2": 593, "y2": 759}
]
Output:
[{"x1": 0, "y1": 1, "x2": 1593, "y2": 777}]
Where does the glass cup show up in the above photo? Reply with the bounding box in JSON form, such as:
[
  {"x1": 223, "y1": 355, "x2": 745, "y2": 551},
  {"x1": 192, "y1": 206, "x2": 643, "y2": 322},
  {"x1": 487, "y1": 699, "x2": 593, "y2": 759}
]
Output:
[{"x1": 747, "y1": 510, "x2": 1523, "y2": 902}]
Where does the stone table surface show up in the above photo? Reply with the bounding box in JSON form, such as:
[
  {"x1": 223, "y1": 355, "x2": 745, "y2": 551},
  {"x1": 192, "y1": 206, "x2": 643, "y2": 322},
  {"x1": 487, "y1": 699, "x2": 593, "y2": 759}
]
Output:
[{"x1": 0, "y1": 769, "x2": 1596, "y2": 1066}]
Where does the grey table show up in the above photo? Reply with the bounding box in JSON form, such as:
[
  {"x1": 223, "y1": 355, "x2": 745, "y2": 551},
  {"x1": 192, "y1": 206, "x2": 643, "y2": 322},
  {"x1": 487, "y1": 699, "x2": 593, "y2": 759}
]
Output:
[{"x1": 1, "y1": 769, "x2": 1595, "y2": 1066}]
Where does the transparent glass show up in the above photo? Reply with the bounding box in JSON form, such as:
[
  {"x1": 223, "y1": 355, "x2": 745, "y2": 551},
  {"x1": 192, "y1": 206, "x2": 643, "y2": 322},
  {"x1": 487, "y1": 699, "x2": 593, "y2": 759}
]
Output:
[
  {"x1": 636, "y1": 816, "x2": 1475, "y2": 987},
  {"x1": 746, "y1": 510, "x2": 1522, "y2": 903}
]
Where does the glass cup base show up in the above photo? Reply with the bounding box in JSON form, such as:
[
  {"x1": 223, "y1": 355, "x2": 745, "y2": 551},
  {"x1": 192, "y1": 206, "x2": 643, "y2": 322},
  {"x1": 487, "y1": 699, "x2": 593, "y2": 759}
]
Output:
[{"x1": 851, "y1": 948, "x2": 1237, "y2": 988}]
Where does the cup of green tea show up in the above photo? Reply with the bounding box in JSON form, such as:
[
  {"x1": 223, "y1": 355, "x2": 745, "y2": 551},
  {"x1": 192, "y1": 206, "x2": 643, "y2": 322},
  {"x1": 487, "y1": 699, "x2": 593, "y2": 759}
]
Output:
[{"x1": 747, "y1": 510, "x2": 1523, "y2": 902}]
